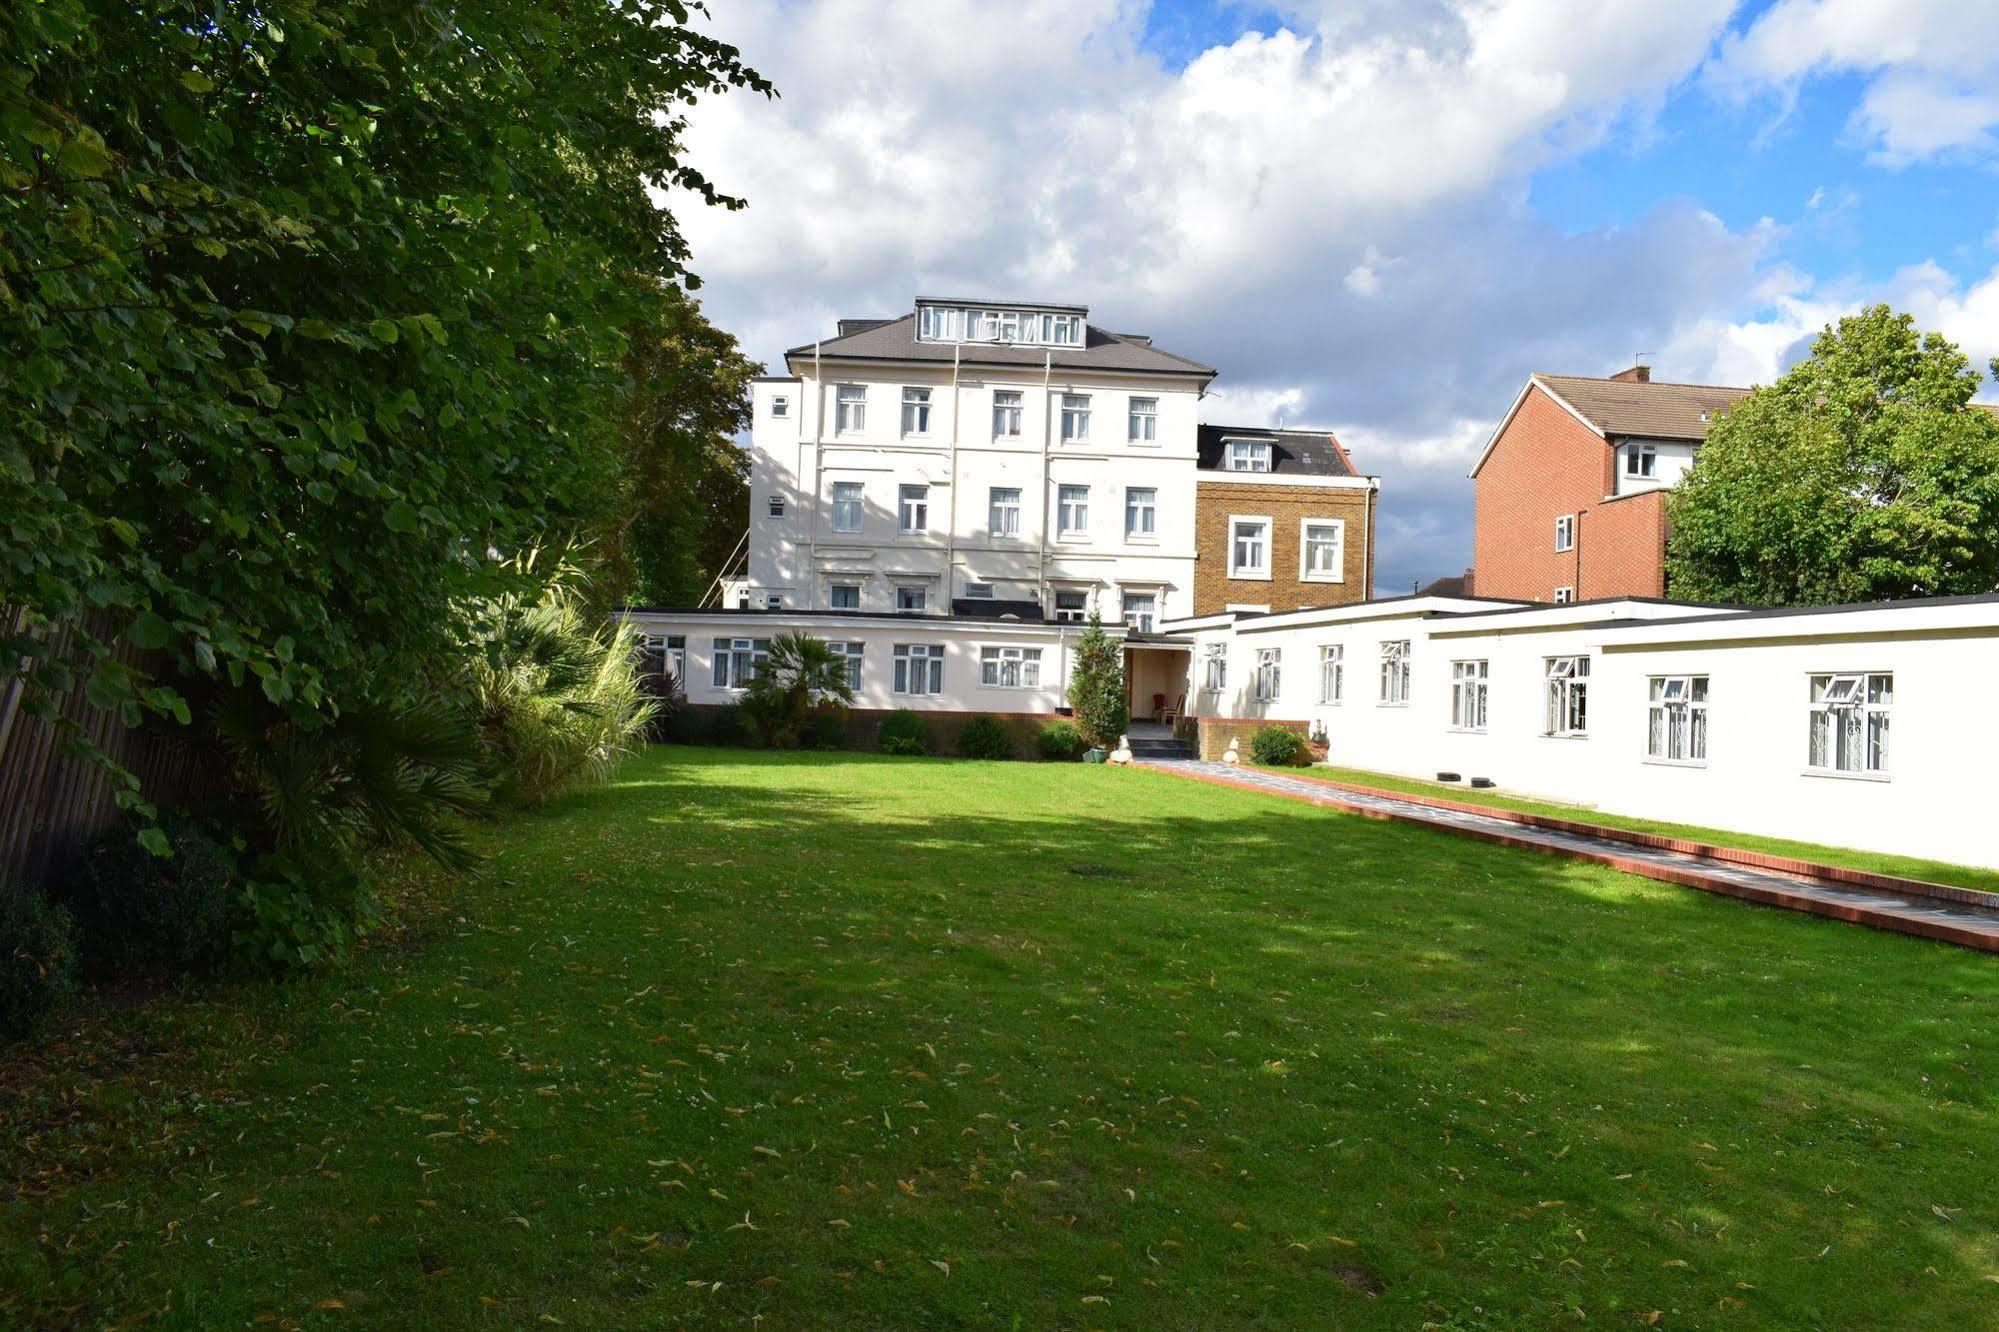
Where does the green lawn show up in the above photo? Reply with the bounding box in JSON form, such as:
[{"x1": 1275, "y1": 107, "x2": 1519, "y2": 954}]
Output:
[
  {"x1": 1285, "y1": 763, "x2": 1999, "y2": 896},
  {"x1": 6, "y1": 747, "x2": 1999, "y2": 1328}
]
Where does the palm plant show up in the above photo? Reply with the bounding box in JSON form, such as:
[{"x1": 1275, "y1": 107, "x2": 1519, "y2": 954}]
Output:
[
  {"x1": 741, "y1": 631, "x2": 856, "y2": 747},
  {"x1": 462, "y1": 553, "x2": 660, "y2": 805}
]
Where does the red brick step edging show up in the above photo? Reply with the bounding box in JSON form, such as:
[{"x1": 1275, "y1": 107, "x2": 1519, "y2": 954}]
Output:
[{"x1": 1152, "y1": 763, "x2": 1999, "y2": 954}]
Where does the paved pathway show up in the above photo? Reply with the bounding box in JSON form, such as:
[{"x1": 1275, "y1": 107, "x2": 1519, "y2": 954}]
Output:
[{"x1": 1142, "y1": 759, "x2": 1999, "y2": 953}]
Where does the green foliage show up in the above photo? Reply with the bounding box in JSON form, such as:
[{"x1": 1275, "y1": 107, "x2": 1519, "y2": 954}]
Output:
[
  {"x1": 804, "y1": 709, "x2": 849, "y2": 752},
  {"x1": 60, "y1": 815, "x2": 237, "y2": 976},
  {"x1": 233, "y1": 856, "x2": 379, "y2": 974},
  {"x1": 1668, "y1": 305, "x2": 1999, "y2": 605},
  {"x1": 1035, "y1": 719, "x2": 1086, "y2": 761},
  {"x1": 0, "y1": 884, "x2": 79, "y2": 1042},
  {"x1": 605, "y1": 289, "x2": 761, "y2": 606},
  {"x1": 0, "y1": 0, "x2": 771, "y2": 817},
  {"x1": 878, "y1": 709, "x2": 928, "y2": 756},
  {"x1": 955, "y1": 715, "x2": 1013, "y2": 760},
  {"x1": 465, "y1": 556, "x2": 660, "y2": 805},
  {"x1": 1066, "y1": 612, "x2": 1128, "y2": 749},
  {"x1": 1249, "y1": 726, "x2": 1309, "y2": 767},
  {"x1": 740, "y1": 633, "x2": 857, "y2": 748}
]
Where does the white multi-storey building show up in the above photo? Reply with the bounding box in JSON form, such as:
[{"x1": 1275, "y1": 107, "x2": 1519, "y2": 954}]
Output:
[{"x1": 736, "y1": 297, "x2": 1219, "y2": 627}]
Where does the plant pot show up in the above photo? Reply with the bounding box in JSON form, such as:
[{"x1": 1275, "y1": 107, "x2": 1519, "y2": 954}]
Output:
[{"x1": 1083, "y1": 748, "x2": 1108, "y2": 764}]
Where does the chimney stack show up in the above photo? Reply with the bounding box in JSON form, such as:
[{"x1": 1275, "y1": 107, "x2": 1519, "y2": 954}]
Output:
[{"x1": 1610, "y1": 363, "x2": 1651, "y2": 383}]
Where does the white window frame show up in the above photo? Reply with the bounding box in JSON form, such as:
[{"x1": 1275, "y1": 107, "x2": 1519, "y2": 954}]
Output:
[
  {"x1": 770, "y1": 394, "x2": 789, "y2": 419},
  {"x1": 979, "y1": 645, "x2": 1042, "y2": 689},
  {"x1": 1299, "y1": 520, "x2": 1345, "y2": 583},
  {"x1": 1224, "y1": 438, "x2": 1272, "y2": 472},
  {"x1": 712, "y1": 637, "x2": 770, "y2": 690},
  {"x1": 1202, "y1": 644, "x2": 1227, "y2": 693},
  {"x1": 1554, "y1": 514, "x2": 1575, "y2": 552},
  {"x1": 1124, "y1": 487, "x2": 1157, "y2": 541},
  {"x1": 1646, "y1": 675, "x2": 1708, "y2": 765},
  {"x1": 641, "y1": 634, "x2": 687, "y2": 688},
  {"x1": 828, "y1": 583, "x2": 860, "y2": 610},
  {"x1": 1229, "y1": 516, "x2": 1273, "y2": 580},
  {"x1": 1553, "y1": 586, "x2": 1576, "y2": 604},
  {"x1": 1121, "y1": 590, "x2": 1157, "y2": 633},
  {"x1": 1052, "y1": 590, "x2": 1088, "y2": 622},
  {"x1": 900, "y1": 386, "x2": 932, "y2": 437},
  {"x1": 1253, "y1": 647, "x2": 1282, "y2": 703},
  {"x1": 1319, "y1": 644, "x2": 1343, "y2": 705},
  {"x1": 1808, "y1": 671, "x2": 1891, "y2": 778},
  {"x1": 830, "y1": 481, "x2": 863, "y2": 534},
  {"x1": 1057, "y1": 484, "x2": 1090, "y2": 539},
  {"x1": 992, "y1": 389, "x2": 1023, "y2": 439},
  {"x1": 1626, "y1": 442, "x2": 1658, "y2": 478},
  {"x1": 825, "y1": 640, "x2": 864, "y2": 688},
  {"x1": 1379, "y1": 640, "x2": 1411, "y2": 706},
  {"x1": 963, "y1": 581, "x2": 994, "y2": 600},
  {"x1": 898, "y1": 484, "x2": 928, "y2": 535},
  {"x1": 988, "y1": 486, "x2": 1021, "y2": 538},
  {"x1": 767, "y1": 494, "x2": 786, "y2": 519},
  {"x1": 1128, "y1": 396, "x2": 1158, "y2": 444},
  {"x1": 895, "y1": 585, "x2": 927, "y2": 612},
  {"x1": 834, "y1": 384, "x2": 866, "y2": 434},
  {"x1": 892, "y1": 643, "x2": 944, "y2": 696},
  {"x1": 1060, "y1": 394, "x2": 1091, "y2": 443},
  {"x1": 1544, "y1": 656, "x2": 1589, "y2": 737},
  {"x1": 1450, "y1": 659, "x2": 1489, "y2": 732}
]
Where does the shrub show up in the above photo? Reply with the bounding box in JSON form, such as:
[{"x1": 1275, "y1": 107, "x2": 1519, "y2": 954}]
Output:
[
  {"x1": 465, "y1": 561, "x2": 660, "y2": 804},
  {"x1": 0, "y1": 885, "x2": 80, "y2": 1043},
  {"x1": 1036, "y1": 719, "x2": 1086, "y2": 761},
  {"x1": 709, "y1": 704, "x2": 746, "y2": 747},
  {"x1": 61, "y1": 816, "x2": 238, "y2": 976},
  {"x1": 955, "y1": 715, "x2": 1013, "y2": 760},
  {"x1": 1249, "y1": 726, "x2": 1309, "y2": 767},
  {"x1": 1066, "y1": 612, "x2": 1127, "y2": 749},
  {"x1": 740, "y1": 632, "x2": 857, "y2": 748},
  {"x1": 804, "y1": 709, "x2": 848, "y2": 752},
  {"x1": 234, "y1": 857, "x2": 381, "y2": 974},
  {"x1": 878, "y1": 709, "x2": 928, "y2": 756}
]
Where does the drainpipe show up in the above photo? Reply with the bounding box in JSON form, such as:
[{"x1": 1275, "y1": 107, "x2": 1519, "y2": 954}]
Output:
[
  {"x1": 944, "y1": 342, "x2": 960, "y2": 611},
  {"x1": 1361, "y1": 477, "x2": 1379, "y2": 601},
  {"x1": 807, "y1": 340, "x2": 822, "y2": 609},
  {"x1": 1038, "y1": 349, "x2": 1054, "y2": 614}
]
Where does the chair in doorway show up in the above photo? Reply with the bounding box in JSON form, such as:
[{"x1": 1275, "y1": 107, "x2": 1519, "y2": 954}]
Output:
[
  {"x1": 1160, "y1": 692, "x2": 1185, "y2": 728},
  {"x1": 1150, "y1": 693, "x2": 1167, "y2": 722}
]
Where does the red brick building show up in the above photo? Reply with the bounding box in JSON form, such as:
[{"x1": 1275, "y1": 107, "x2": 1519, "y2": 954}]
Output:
[{"x1": 1468, "y1": 366, "x2": 1748, "y2": 603}]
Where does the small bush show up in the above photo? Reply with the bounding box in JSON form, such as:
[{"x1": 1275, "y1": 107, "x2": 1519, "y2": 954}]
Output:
[
  {"x1": 955, "y1": 715, "x2": 1013, "y2": 760},
  {"x1": 1035, "y1": 720, "x2": 1086, "y2": 761},
  {"x1": 1249, "y1": 726, "x2": 1309, "y2": 767},
  {"x1": 708, "y1": 704, "x2": 746, "y2": 747},
  {"x1": 61, "y1": 816, "x2": 238, "y2": 976},
  {"x1": 804, "y1": 709, "x2": 848, "y2": 751},
  {"x1": 878, "y1": 709, "x2": 928, "y2": 756},
  {"x1": 1, "y1": 884, "x2": 79, "y2": 1042},
  {"x1": 234, "y1": 855, "x2": 381, "y2": 973}
]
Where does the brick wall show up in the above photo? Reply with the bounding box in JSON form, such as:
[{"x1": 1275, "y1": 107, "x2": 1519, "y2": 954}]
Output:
[
  {"x1": 1472, "y1": 384, "x2": 1616, "y2": 603},
  {"x1": 1193, "y1": 716, "x2": 1308, "y2": 762},
  {"x1": 1579, "y1": 491, "x2": 1668, "y2": 599},
  {"x1": 1193, "y1": 481, "x2": 1374, "y2": 616}
]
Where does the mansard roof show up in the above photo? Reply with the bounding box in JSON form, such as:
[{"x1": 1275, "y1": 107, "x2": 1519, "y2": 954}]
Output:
[
  {"x1": 1196, "y1": 425, "x2": 1358, "y2": 477},
  {"x1": 785, "y1": 314, "x2": 1216, "y2": 380}
]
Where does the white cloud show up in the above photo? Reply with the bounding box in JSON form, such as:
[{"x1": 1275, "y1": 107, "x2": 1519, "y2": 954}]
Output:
[
  {"x1": 1712, "y1": 0, "x2": 1999, "y2": 164},
  {"x1": 669, "y1": 1, "x2": 1765, "y2": 590}
]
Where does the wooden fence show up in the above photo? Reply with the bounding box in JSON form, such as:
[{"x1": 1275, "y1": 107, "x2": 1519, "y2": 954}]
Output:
[{"x1": 0, "y1": 610, "x2": 212, "y2": 892}]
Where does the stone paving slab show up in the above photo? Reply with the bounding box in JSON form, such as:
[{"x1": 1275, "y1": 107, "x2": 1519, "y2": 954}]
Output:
[{"x1": 1142, "y1": 760, "x2": 1999, "y2": 954}]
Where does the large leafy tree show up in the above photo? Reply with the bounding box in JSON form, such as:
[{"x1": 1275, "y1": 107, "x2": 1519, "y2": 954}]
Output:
[
  {"x1": 604, "y1": 285, "x2": 760, "y2": 608},
  {"x1": 1, "y1": 0, "x2": 770, "y2": 824},
  {"x1": 1668, "y1": 305, "x2": 1999, "y2": 606}
]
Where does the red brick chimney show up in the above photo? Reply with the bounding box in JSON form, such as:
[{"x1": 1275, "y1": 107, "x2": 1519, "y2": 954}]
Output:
[{"x1": 1610, "y1": 364, "x2": 1651, "y2": 383}]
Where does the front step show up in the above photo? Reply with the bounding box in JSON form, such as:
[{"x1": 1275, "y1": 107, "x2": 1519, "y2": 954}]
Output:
[{"x1": 1128, "y1": 739, "x2": 1196, "y2": 761}]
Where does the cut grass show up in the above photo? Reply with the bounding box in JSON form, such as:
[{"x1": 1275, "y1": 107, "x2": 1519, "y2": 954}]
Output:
[
  {"x1": 1284, "y1": 763, "x2": 1999, "y2": 896},
  {"x1": 5, "y1": 746, "x2": 1999, "y2": 1328}
]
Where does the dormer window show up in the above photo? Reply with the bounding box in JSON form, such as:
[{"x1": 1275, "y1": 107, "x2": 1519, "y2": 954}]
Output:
[
  {"x1": 915, "y1": 301, "x2": 1085, "y2": 348},
  {"x1": 1225, "y1": 439, "x2": 1272, "y2": 472}
]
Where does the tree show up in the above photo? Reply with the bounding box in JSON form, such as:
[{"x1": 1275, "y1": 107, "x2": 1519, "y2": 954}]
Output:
[
  {"x1": 1066, "y1": 612, "x2": 1127, "y2": 749},
  {"x1": 1668, "y1": 305, "x2": 1999, "y2": 606},
  {"x1": 1, "y1": 1, "x2": 771, "y2": 833},
  {"x1": 740, "y1": 632, "x2": 856, "y2": 748},
  {"x1": 603, "y1": 286, "x2": 761, "y2": 608}
]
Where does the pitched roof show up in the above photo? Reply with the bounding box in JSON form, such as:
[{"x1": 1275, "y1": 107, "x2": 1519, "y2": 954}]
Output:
[
  {"x1": 785, "y1": 314, "x2": 1216, "y2": 379},
  {"x1": 1534, "y1": 374, "x2": 1750, "y2": 441},
  {"x1": 1196, "y1": 425, "x2": 1357, "y2": 477}
]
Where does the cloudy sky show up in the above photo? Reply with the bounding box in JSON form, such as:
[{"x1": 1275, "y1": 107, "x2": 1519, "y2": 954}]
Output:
[{"x1": 669, "y1": 0, "x2": 1999, "y2": 593}]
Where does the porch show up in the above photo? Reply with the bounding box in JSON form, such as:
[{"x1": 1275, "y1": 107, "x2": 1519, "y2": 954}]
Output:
[{"x1": 1123, "y1": 638, "x2": 1191, "y2": 728}]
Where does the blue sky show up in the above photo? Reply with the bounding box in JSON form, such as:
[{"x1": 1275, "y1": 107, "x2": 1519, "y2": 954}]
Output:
[{"x1": 679, "y1": 0, "x2": 1999, "y2": 593}]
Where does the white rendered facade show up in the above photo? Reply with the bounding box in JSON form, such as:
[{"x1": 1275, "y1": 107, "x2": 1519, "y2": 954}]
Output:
[
  {"x1": 740, "y1": 299, "x2": 1214, "y2": 624},
  {"x1": 1176, "y1": 594, "x2": 1999, "y2": 871}
]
